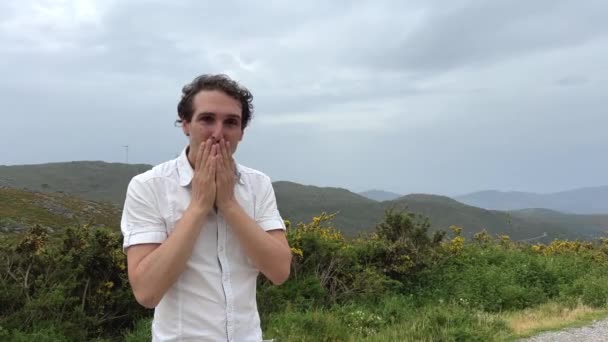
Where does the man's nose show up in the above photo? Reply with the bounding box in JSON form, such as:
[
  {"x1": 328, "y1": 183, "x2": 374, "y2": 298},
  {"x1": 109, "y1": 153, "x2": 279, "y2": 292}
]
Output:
[{"x1": 211, "y1": 123, "x2": 224, "y2": 142}]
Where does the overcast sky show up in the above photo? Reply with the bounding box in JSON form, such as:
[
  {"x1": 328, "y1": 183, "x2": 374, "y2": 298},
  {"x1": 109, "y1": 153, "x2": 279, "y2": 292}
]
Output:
[{"x1": 1, "y1": 0, "x2": 607, "y2": 196}]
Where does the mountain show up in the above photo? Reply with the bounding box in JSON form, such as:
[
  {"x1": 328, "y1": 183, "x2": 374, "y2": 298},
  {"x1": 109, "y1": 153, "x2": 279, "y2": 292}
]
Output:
[
  {"x1": 2, "y1": 161, "x2": 608, "y2": 241},
  {"x1": 0, "y1": 161, "x2": 152, "y2": 204},
  {"x1": 455, "y1": 186, "x2": 608, "y2": 214},
  {"x1": 359, "y1": 189, "x2": 402, "y2": 202}
]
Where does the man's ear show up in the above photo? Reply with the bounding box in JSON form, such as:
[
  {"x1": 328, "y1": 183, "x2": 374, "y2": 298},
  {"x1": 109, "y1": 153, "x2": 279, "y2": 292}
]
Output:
[{"x1": 182, "y1": 121, "x2": 190, "y2": 136}]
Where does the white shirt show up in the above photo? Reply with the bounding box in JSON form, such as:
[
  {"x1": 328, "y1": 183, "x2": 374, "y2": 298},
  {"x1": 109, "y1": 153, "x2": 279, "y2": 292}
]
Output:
[{"x1": 121, "y1": 148, "x2": 286, "y2": 342}]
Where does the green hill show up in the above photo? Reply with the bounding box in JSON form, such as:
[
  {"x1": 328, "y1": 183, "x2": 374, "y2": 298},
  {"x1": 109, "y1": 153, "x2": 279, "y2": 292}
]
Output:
[
  {"x1": 0, "y1": 161, "x2": 152, "y2": 204},
  {"x1": 509, "y1": 208, "x2": 608, "y2": 240},
  {"x1": 0, "y1": 186, "x2": 121, "y2": 234},
  {"x1": 273, "y1": 181, "x2": 383, "y2": 236}
]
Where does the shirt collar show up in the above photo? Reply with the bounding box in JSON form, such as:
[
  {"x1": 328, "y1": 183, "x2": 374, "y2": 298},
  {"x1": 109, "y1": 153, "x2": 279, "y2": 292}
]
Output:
[{"x1": 177, "y1": 146, "x2": 244, "y2": 187}]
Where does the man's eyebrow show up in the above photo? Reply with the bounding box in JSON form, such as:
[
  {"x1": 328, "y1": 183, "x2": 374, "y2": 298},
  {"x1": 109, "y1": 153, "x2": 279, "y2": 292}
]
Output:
[
  {"x1": 225, "y1": 114, "x2": 241, "y2": 120},
  {"x1": 195, "y1": 112, "x2": 241, "y2": 120}
]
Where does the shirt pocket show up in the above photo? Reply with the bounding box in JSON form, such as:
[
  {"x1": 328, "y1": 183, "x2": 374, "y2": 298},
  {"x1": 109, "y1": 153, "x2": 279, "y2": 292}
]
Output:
[{"x1": 166, "y1": 187, "x2": 191, "y2": 234}]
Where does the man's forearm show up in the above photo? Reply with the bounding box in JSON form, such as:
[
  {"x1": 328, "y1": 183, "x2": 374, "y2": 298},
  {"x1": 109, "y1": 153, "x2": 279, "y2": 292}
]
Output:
[
  {"x1": 130, "y1": 206, "x2": 209, "y2": 307},
  {"x1": 221, "y1": 203, "x2": 292, "y2": 285}
]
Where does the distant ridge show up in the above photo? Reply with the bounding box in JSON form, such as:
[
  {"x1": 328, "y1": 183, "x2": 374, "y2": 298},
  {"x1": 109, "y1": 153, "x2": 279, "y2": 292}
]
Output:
[
  {"x1": 359, "y1": 189, "x2": 402, "y2": 202},
  {"x1": 456, "y1": 186, "x2": 608, "y2": 214}
]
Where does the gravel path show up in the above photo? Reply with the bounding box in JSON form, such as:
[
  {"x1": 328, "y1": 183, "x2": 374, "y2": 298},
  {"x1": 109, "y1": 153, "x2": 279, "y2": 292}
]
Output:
[{"x1": 519, "y1": 318, "x2": 608, "y2": 342}]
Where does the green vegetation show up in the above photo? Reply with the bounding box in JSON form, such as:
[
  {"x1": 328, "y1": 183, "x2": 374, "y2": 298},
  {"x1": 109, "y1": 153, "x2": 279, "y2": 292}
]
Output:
[
  {"x1": 0, "y1": 224, "x2": 148, "y2": 341},
  {"x1": 3, "y1": 208, "x2": 608, "y2": 341}
]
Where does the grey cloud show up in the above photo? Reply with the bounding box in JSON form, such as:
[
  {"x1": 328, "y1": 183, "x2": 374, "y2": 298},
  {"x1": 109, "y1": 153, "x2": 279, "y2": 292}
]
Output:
[
  {"x1": 354, "y1": 1, "x2": 608, "y2": 73},
  {"x1": 556, "y1": 75, "x2": 588, "y2": 87},
  {"x1": 253, "y1": 74, "x2": 429, "y2": 118}
]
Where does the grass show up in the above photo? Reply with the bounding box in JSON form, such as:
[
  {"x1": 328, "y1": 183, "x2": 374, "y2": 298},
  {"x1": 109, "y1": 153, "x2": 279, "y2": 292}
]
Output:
[
  {"x1": 260, "y1": 298, "x2": 608, "y2": 341},
  {"x1": 123, "y1": 319, "x2": 152, "y2": 342},
  {"x1": 6, "y1": 295, "x2": 608, "y2": 341},
  {"x1": 260, "y1": 295, "x2": 513, "y2": 341},
  {"x1": 65, "y1": 300, "x2": 608, "y2": 342},
  {"x1": 501, "y1": 300, "x2": 608, "y2": 339},
  {"x1": 364, "y1": 304, "x2": 512, "y2": 342}
]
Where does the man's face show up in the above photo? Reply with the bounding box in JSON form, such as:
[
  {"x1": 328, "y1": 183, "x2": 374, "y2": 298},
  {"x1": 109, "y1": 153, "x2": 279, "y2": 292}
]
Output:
[{"x1": 182, "y1": 90, "x2": 244, "y2": 163}]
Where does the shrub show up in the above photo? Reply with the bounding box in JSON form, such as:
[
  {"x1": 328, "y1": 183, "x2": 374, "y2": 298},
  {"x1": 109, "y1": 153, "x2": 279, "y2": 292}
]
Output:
[{"x1": 0, "y1": 224, "x2": 149, "y2": 340}]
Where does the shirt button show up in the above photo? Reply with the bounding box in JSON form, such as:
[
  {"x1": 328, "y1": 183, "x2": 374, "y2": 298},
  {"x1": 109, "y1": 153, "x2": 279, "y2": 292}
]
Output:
[{"x1": 219, "y1": 246, "x2": 224, "y2": 252}]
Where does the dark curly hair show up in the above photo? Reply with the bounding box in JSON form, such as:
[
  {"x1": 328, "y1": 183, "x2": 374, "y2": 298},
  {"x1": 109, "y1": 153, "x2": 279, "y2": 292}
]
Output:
[{"x1": 176, "y1": 74, "x2": 254, "y2": 129}]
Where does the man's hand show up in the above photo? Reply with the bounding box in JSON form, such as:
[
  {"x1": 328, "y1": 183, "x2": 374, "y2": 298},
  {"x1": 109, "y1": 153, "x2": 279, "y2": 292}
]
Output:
[
  {"x1": 189, "y1": 138, "x2": 217, "y2": 214},
  {"x1": 215, "y1": 139, "x2": 237, "y2": 210},
  {"x1": 126, "y1": 140, "x2": 219, "y2": 309}
]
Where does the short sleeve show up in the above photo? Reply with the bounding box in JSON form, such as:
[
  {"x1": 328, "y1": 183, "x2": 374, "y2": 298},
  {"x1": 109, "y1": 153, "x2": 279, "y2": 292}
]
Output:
[
  {"x1": 255, "y1": 176, "x2": 286, "y2": 232},
  {"x1": 120, "y1": 176, "x2": 168, "y2": 252}
]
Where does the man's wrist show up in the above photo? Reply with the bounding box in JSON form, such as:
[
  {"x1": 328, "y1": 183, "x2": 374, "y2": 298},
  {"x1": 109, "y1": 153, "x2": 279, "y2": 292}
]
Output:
[
  {"x1": 218, "y1": 199, "x2": 240, "y2": 215},
  {"x1": 186, "y1": 204, "x2": 211, "y2": 220}
]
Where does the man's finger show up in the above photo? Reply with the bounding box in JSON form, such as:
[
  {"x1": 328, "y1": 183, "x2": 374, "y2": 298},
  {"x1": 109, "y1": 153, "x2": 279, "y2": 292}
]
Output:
[
  {"x1": 196, "y1": 139, "x2": 207, "y2": 171},
  {"x1": 202, "y1": 138, "x2": 215, "y2": 170},
  {"x1": 226, "y1": 140, "x2": 235, "y2": 170},
  {"x1": 213, "y1": 153, "x2": 222, "y2": 187},
  {"x1": 211, "y1": 155, "x2": 217, "y2": 174},
  {"x1": 218, "y1": 139, "x2": 226, "y2": 169},
  {"x1": 204, "y1": 145, "x2": 217, "y2": 177},
  {"x1": 221, "y1": 139, "x2": 229, "y2": 160},
  {"x1": 208, "y1": 154, "x2": 217, "y2": 178},
  {"x1": 212, "y1": 144, "x2": 219, "y2": 168},
  {"x1": 216, "y1": 149, "x2": 224, "y2": 175}
]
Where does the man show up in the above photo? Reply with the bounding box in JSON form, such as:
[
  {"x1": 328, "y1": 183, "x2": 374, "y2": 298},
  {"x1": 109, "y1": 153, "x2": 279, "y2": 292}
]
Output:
[{"x1": 121, "y1": 74, "x2": 292, "y2": 341}]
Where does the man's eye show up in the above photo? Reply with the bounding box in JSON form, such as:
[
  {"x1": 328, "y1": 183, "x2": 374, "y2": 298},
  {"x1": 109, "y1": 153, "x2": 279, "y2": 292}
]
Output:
[
  {"x1": 226, "y1": 120, "x2": 239, "y2": 126},
  {"x1": 200, "y1": 116, "x2": 214, "y2": 123}
]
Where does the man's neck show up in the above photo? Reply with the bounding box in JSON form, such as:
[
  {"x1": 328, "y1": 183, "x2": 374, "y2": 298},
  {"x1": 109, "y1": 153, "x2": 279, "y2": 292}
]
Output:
[{"x1": 185, "y1": 146, "x2": 195, "y2": 169}]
